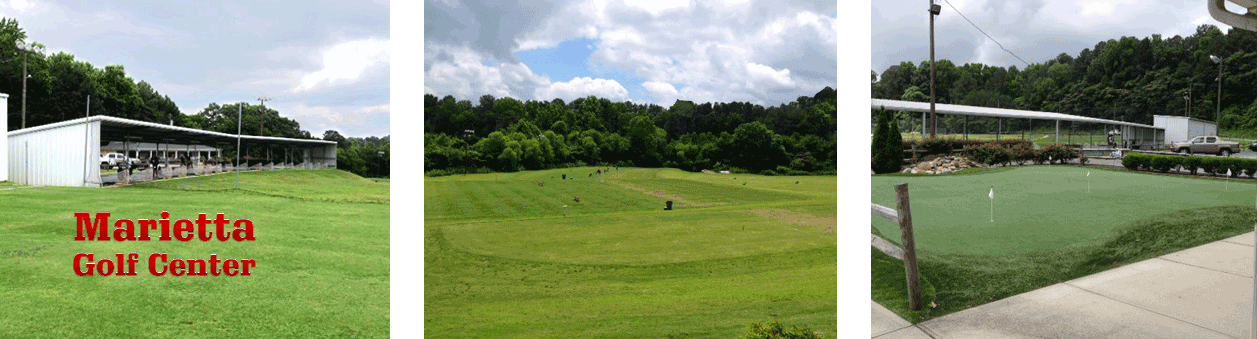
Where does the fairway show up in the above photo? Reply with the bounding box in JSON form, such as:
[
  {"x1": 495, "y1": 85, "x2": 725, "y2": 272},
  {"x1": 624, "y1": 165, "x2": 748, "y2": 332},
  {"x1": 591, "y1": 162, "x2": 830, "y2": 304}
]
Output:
[
  {"x1": 425, "y1": 167, "x2": 836, "y2": 338},
  {"x1": 872, "y1": 166, "x2": 1257, "y2": 255},
  {"x1": 0, "y1": 170, "x2": 389, "y2": 338}
]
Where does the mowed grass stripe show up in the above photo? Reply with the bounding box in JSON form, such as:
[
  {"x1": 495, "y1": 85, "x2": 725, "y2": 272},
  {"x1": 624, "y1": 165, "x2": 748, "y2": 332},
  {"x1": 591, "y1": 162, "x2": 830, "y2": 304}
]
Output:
[
  {"x1": 443, "y1": 209, "x2": 832, "y2": 265},
  {"x1": 425, "y1": 224, "x2": 835, "y2": 338}
]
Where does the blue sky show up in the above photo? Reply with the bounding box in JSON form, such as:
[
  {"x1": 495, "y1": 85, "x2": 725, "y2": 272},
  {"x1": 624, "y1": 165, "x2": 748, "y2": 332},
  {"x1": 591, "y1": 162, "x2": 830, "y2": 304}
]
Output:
[{"x1": 424, "y1": 0, "x2": 837, "y2": 108}]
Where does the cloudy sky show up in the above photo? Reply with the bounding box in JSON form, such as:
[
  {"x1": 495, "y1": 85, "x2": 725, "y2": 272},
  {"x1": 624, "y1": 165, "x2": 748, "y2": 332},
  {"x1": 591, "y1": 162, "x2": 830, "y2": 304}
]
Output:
[
  {"x1": 424, "y1": 0, "x2": 837, "y2": 108},
  {"x1": 0, "y1": 0, "x2": 389, "y2": 137},
  {"x1": 872, "y1": 0, "x2": 1241, "y2": 77}
]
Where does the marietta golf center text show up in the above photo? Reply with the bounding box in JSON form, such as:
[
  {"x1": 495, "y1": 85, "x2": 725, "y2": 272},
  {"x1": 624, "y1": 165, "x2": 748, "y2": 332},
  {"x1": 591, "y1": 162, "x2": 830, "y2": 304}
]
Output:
[{"x1": 72, "y1": 212, "x2": 256, "y2": 277}]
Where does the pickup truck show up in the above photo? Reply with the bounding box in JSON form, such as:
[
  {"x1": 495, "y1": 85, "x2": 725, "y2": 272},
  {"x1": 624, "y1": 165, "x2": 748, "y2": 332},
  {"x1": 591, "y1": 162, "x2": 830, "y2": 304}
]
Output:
[{"x1": 1171, "y1": 136, "x2": 1241, "y2": 156}]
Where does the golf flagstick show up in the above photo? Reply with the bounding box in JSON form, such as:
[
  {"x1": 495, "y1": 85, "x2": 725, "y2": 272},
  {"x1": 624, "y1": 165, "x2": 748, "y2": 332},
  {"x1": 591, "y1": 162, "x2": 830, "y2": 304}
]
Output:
[
  {"x1": 1087, "y1": 170, "x2": 1091, "y2": 194},
  {"x1": 989, "y1": 186, "x2": 995, "y2": 222}
]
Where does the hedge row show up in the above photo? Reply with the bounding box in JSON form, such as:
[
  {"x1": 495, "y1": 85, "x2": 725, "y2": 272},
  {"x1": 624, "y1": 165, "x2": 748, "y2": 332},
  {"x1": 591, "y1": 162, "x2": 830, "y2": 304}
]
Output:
[
  {"x1": 961, "y1": 143, "x2": 1080, "y2": 166},
  {"x1": 1122, "y1": 153, "x2": 1257, "y2": 177},
  {"x1": 902, "y1": 138, "x2": 1034, "y2": 157}
]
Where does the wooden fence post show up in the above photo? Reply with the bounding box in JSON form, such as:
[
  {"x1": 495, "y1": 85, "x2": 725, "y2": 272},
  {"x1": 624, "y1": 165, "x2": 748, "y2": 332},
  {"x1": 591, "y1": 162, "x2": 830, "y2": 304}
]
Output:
[{"x1": 895, "y1": 183, "x2": 922, "y2": 311}]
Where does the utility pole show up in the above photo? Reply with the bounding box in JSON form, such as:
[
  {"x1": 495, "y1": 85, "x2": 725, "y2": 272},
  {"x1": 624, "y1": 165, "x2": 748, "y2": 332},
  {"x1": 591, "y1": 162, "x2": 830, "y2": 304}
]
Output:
[
  {"x1": 257, "y1": 96, "x2": 271, "y2": 136},
  {"x1": 928, "y1": 1, "x2": 941, "y2": 138},
  {"x1": 16, "y1": 41, "x2": 44, "y2": 129}
]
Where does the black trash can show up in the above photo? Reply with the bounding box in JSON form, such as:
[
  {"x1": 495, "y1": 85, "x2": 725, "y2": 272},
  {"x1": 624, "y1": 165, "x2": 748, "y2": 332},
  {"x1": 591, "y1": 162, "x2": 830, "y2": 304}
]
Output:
[{"x1": 665, "y1": 201, "x2": 673, "y2": 210}]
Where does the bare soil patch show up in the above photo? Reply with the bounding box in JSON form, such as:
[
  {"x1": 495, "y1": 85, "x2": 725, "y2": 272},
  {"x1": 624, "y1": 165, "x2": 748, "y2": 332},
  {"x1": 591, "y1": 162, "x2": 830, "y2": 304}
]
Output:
[
  {"x1": 749, "y1": 209, "x2": 836, "y2": 234},
  {"x1": 612, "y1": 182, "x2": 725, "y2": 207}
]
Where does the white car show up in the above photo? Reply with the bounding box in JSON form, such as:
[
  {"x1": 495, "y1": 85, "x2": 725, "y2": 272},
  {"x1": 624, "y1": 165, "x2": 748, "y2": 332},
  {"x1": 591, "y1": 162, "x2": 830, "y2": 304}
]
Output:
[{"x1": 100, "y1": 153, "x2": 140, "y2": 169}]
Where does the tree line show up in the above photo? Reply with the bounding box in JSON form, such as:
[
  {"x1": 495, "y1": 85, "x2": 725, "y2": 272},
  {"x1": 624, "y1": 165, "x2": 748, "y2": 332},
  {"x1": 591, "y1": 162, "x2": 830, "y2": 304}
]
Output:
[
  {"x1": 424, "y1": 87, "x2": 837, "y2": 176},
  {"x1": 0, "y1": 17, "x2": 389, "y2": 178},
  {"x1": 872, "y1": 24, "x2": 1257, "y2": 134}
]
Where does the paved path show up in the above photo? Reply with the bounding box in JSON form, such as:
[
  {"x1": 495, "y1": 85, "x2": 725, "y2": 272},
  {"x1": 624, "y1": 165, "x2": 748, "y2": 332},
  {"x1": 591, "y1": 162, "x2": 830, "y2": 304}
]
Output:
[{"x1": 872, "y1": 232, "x2": 1257, "y2": 338}]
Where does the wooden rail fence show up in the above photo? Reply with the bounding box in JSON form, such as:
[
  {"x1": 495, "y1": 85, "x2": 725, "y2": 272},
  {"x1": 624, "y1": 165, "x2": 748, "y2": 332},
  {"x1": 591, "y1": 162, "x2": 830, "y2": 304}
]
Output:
[{"x1": 871, "y1": 183, "x2": 922, "y2": 311}]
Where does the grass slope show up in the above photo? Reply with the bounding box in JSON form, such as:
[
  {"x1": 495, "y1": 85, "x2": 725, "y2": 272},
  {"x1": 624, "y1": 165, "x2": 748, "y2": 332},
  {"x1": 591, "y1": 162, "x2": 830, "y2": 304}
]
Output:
[
  {"x1": 425, "y1": 167, "x2": 836, "y2": 338},
  {"x1": 0, "y1": 170, "x2": 389, "y2": 338},
  {"x1": 871, "y1": 166, "x2": 1257, "y2": 322}
]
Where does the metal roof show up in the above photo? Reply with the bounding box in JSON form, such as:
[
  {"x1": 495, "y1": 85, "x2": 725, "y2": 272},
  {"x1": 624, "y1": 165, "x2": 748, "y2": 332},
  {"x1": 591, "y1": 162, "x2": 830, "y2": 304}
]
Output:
[
  {"x1": 8, "y1": 115, "x2": 335, "y2": 146},
  {"x1": 870, "y1": 98, "x2": 1162, "y2": 130}
]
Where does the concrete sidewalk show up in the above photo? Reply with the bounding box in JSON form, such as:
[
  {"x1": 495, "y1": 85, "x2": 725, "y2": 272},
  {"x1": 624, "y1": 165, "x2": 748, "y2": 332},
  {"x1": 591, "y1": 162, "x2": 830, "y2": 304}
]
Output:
[{"x1": 872, "y1": 232, "x2": 1257, "y2": 338}]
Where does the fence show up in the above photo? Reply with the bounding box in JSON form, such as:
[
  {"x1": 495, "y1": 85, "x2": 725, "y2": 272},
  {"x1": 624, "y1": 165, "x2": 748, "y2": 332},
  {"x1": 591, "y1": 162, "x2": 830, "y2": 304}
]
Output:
[{"x1": 871, "y1": 183, "x2": 922, "y2": 311}]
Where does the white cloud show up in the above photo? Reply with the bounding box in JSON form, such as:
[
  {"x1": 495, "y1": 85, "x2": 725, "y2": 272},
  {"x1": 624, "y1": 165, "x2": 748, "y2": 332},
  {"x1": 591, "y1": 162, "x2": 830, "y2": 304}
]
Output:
[
  {"x1": 424, "y1": 43, "x2": 550, "y2": 100},
  {"x1": 7, "y1": 0, "x2": 33, "y2": 13},
  {"x1": 642, "y1": 80, "x2": 681, "y2": 105},
  {"x1": 277, "y1": 102, "x2": 390, "y2": 137},
  {"x1": 293, "y1": 38, "x2": 389, "y2": 92},
  {"x1": 746, "y1": 63, "x2": 795, "y2": 88},
  {"x1": 535, "y1": 77, "x2": 630, "y2": 102},
  {"x1": 623, "y1": 0, "x2": 692, "y2": 16}
]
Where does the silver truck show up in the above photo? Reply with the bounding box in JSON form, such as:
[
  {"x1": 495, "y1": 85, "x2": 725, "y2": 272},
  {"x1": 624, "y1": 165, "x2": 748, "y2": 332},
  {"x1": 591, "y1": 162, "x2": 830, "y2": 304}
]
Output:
[{"x1": 1171, "y1": 136, "x2": 1241, "y2": 156}]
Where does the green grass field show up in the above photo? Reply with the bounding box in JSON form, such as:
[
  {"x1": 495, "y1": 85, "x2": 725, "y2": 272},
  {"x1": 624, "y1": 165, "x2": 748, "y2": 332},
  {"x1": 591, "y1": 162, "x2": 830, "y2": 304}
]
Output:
[
  {"x1": 425, "y1": 167, "x2": 836, "y2": 338},
  {"x1": 872, "y1": 165, "x2": 1257, "y2": 322},
  {"x1": 0, "y1": 170, "x2": 389, "y2": 338}
]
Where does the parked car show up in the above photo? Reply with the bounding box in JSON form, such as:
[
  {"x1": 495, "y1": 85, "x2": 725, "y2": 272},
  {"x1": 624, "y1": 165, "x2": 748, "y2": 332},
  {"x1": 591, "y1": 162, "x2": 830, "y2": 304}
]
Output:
[
  {"x1": 99, "y1": 153, "x2": 140, "y2": 169},
  {"x1": 1248, "y1": 141, "x2": 1257, "y2": 152},
  {"x1": 1171, "y1": 136, "x2": 1241, "y2": 156}
]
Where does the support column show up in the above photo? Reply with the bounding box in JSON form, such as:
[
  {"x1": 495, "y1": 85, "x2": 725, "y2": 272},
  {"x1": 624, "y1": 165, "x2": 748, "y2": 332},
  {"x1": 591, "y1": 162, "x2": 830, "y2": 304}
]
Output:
[
  {"x1": 1055, "y1": 120, "x2": 1060, "y2": 145},
  {"x1": 997, "y1": 118, "x2": 1002, "y2": 141}
]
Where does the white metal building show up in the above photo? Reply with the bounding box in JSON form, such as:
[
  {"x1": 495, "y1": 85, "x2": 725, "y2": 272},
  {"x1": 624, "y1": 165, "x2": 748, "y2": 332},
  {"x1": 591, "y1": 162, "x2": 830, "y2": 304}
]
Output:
[
  {"x1": 871, "y1": 98, "x2": 1167, "y2": 148},
  {"x1": 0, "y1": 93, "x2": 7, "y2": 182},
  {"x1": 7, "y1": 115, "x2": 337, "y2": 187},
  {"x1": 1152, "y1": 115, "x2": 1217, "y2": 145}
]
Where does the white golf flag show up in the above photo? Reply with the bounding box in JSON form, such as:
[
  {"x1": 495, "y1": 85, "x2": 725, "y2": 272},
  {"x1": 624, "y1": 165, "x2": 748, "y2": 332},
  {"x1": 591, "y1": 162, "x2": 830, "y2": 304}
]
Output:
[
  {"x1": 1229, "y1": 169, "x2": 1233, "y2": 177},
  {"x1": 1087, "y1": 170, "x2": 1090, "y2": 177},
  {"x1": 989, "y1": 187, "x2": 994, "y2": 200}
]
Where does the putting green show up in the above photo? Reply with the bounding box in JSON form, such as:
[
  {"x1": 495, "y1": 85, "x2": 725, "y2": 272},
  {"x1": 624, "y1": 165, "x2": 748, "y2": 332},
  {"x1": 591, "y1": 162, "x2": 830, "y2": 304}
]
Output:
[{"x1": 872, "y1": 166, "x2": 1257, "y2": 256}]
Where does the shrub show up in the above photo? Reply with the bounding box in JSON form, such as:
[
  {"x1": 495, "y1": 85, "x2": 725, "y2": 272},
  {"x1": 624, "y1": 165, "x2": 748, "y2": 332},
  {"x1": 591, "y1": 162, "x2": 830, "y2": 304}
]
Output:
[
  {"x1": 1121, "y1": 153, "x2": 1142, "y2": 170},
  {"x1": 1181, "y1": 156, "x2": 1201, "y2": 175},
  {"x1": 1010, "y1": 146, "x2": 1037, "y2": 165},
  {"x1": 963, "y1": 143, "x2": 1010, "y2": 166},
  {"x1": 1150, "y1": 155, "x2": 1175, "y2": 173},
  {"x1": 871, "y1": 108, "x2": 903, "y2": 174},
  {"x1": 1221, "y1": 158, "x2": 1245, "y2": 177},
  {"x1": 901, "y1": 138, "x2": 1032, "y2": 157},
  {"x1": 1040, "y1": 144, "x2": 1079, "y2": 164},
  {"x1": 759, "y1": 169, "x2": 778, "y2": 176},
  {"x1": 1243, "y1": 159, "x2": 1257, "y2": 178},
  {"x1": 742, "y1": 319, "x2": 826, "y2": 339},
  {"x1": 1200, "y1": 157, "x2": 1222, "y2": 176}
]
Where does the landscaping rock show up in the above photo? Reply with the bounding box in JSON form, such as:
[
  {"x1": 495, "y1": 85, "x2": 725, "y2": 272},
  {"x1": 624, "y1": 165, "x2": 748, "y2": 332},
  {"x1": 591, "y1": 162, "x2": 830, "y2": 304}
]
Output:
[{"x1": 900, "y1": 155, "x2": 985, "y2": 175}]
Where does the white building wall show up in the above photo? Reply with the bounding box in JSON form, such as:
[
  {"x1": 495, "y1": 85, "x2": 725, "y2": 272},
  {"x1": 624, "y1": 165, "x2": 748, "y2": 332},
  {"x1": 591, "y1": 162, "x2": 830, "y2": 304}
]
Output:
[
  {"x1": 7, "y1": 120, "x2": 101, "y2": 187},
  {"x1": 1154, "y1": 116, "x2": 1217, "y2": 145},
  {"x1": 0, "y1": 93, "x2": 7, "y2": 182}
]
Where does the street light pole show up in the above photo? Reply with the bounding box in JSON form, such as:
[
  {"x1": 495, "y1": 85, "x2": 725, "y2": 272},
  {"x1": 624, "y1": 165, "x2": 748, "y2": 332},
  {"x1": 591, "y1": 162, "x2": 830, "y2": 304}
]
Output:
[
  {"x1": 928, "y1": 1, "x2": 941, "y2": 138},
  {"x1": 15, "y1": 41, "x2": 44, "y2": 129},
  {"x1": 1212, "y1": 55, "x2": 1223, "y2": 122},
  {"x1": 257, "y1": 96, "x2": 270, "y2": 136}
]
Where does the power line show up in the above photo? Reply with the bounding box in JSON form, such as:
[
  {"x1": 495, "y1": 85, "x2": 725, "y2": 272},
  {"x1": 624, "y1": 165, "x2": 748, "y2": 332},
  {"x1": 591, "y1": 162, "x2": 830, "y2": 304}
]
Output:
[{"x1": 941, "y1": 0, "x2": 1031, "y2": 67}]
